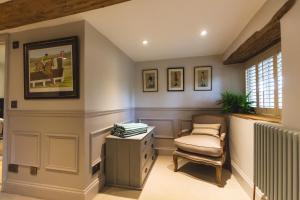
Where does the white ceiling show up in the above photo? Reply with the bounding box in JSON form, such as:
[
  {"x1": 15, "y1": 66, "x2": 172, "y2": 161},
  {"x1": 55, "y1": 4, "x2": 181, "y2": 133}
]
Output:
[
  {"x1": 0, "y1": 0, "x2": 267, "y2": 62},
  {"x1": 80, "y1": 0, "x2": 267, "y2": 61}
]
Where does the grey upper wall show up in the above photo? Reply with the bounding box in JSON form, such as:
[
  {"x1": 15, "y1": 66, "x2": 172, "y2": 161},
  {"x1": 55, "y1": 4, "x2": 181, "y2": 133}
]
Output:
[
  {"x1": 135, "y1": 55, "x2": 244, "y2": 108},
  {"x1": 7, "y1": 20, "x2": 135, "y2": 112},
  {"x1": 281, "y1": 0, "x2": 300, "y2": 130},
  {"x1": 8, "y1": 21, "x2": 85, "y2": 111},
  {"x1": 84, "y1": 22, "x2": 135, "y2": 112}
]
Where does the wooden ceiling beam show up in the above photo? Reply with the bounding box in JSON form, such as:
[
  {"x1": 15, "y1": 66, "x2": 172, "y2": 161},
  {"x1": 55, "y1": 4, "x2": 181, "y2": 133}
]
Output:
[
  {"x1": 223, "y1": 0, "x2": 296, "y2": 65},
  {"x1": 0, "y1": 0, "x2": 130, "y2": 31}
]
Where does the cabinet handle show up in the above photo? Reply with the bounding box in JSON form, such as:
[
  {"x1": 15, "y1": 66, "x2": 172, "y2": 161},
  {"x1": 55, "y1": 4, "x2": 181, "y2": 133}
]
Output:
[
  {"x1": 144, "y1": 140, "x2": 147, "y2": 145},
  {"x1": 152, "y1": 155, "x2": 154, "y2": 160},
  {"x1": 151, "y1": 134, "x2": 154, "y2": 138},
  {"x1": 151, "y1": 144, "x2": 154, "y2": 149},
  {"x1": 145, "y1": 168, "x2": 148, "y2": 173},
  {"x1": 144, "y1": 154, "x2": 147, "y2": 160}
]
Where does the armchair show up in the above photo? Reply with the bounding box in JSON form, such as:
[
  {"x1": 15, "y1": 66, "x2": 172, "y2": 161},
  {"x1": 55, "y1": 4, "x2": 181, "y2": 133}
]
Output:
[{"x1": 173, "y1": 114, "x2": 228, "y2": 187}]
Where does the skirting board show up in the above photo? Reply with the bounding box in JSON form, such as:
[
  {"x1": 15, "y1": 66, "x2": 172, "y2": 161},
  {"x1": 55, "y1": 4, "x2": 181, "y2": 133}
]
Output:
[
  {"x1": 3, "y1": 177, "x2": 103, "y2": 200},
  {"x1": 231, "y1": 161, "x2": 264, "y2": 200}
]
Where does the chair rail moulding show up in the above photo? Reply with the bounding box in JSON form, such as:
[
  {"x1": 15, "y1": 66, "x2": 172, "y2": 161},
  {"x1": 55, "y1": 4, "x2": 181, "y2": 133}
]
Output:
[
  {"x1": 0, "y1": 0, "x2": 130, "y2": 31},
  {"x1": 7, "y1": 109, "x2": 85, "y2": 118},
  {"x1": 85, "y1": 108, "x2": 134, "y2": 118},
  {"x1": 7, "y1": 108, "x2": 133, "y2": 118},
  {"x1": 223, "y1": 0, "x2": 296, "y2": 65},
  {"x1": 135, "y1": 107, "x2": 222, "y2": 112}
]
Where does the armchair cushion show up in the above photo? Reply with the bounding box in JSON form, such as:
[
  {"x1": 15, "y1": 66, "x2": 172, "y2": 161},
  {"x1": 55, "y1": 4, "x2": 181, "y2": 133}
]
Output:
[
  {"x1": 174, "y1": 135, "x2": 222, "y2": 157},
  {"x1": 192, "y1": 124, "x2": 221, "y2": 136}
]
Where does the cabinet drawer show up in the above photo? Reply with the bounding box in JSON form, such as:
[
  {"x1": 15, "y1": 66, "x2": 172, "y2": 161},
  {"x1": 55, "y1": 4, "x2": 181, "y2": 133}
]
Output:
[
  {"x1": 141, "y1": 156, "x2": 153, "y2": 183},
  {"x1": 141, "y1": 149, "x2": 156, "y2": 184},
  {"x1": 141, "y1": 131, "x2": 154, "y2": 152},
  {"x1": 141, "y1": 140, "x2": 153, "y2": 168}
]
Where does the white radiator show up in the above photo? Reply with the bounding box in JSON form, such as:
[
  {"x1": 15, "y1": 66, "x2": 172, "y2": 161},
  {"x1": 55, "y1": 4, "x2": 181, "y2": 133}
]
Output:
[{"x1": 254, "y1": 123, "x2": 300, "y2": 200}]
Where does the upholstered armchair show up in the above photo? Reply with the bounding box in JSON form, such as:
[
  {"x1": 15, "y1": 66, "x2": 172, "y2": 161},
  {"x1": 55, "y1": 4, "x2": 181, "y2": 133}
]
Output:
[{"x1": 173, "y1": 114, "x2": 227, "y2": 187}]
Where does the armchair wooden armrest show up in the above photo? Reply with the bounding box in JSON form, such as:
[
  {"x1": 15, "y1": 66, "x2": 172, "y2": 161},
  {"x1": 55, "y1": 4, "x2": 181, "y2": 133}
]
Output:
[
  {"x1": 220, "y1": 132, "x2": 226, "y2": 152},
  {"x1": 178, "y1": 129, "x2": 192, "y2": 137}
]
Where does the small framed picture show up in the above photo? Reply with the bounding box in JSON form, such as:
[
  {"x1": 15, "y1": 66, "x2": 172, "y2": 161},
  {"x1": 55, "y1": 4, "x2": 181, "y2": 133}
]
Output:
[
  {"x1": 167, "y1": 67, "x2": 184, "y2": 91},
  {"x1": 143, "y1": 69, "x2": 158, "y2": 92},
  {"x1": 194, "y1": 66, "x2": 212, "y2": 91}
]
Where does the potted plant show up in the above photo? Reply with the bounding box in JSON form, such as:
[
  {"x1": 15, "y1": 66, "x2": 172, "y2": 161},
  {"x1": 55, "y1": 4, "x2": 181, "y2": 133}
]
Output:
[{"x1": 217, "y1": 91, "x2": 255, "y2": 114}]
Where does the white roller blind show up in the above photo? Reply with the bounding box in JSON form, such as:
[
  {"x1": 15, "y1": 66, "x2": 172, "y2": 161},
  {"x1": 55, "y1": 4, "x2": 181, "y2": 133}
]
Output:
[
  {"x1": 277, "y1": 52, "x2": 283, "y2": 109},
  {"x1": 245, "y1": 65, "x2": 257, "y2": 107},
  {"x1": 258, "y1": 57, "x2": 275, "y2": 108}
]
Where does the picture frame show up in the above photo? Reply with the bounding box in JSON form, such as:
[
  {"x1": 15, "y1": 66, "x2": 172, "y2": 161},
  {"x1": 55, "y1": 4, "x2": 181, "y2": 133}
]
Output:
[
  {"x1": 167, "y1": 67, "x2": 184, "y2": 91},
  {"x1": 142, "y1": 69, "x2": 158, "y2": 92},
  {"x1": 194, "y1": 66, "x2": 212, "y2": 91},
  {"x1": 23, "y1": 36, "x2": 79, "y2": 99}
]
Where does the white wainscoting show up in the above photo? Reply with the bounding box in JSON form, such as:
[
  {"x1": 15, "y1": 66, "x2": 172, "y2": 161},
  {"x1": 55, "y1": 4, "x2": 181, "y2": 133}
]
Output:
[
  {"x1": 138, "y1": 118, "x2": 176, "y2": 139},
  {"x1": 136, "y1": 107, "x2": 222, "y2": 155},
  {"x1": 45, "y1": 134, "x2": 79, "y2": 173},
  {"x1": 89, "y1": 127, "x2": 112, "y2": 168},
  {"x1": 10, "y1": 131, "x2": 41, "y2": 167},
  {"x1": 89, "y1": 120, "x2": 132, "y2": 169}
]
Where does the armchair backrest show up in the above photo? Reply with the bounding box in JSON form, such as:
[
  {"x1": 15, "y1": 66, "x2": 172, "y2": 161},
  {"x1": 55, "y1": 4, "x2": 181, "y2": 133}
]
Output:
[{"x1": 192, "y1": 114, "x2": 227, "y2": 134}]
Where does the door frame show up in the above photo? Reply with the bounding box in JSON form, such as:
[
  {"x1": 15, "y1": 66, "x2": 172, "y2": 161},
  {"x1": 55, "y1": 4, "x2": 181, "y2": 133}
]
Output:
[{"x1": 0, "y1": 34, "x2": 10, "y2": 189}]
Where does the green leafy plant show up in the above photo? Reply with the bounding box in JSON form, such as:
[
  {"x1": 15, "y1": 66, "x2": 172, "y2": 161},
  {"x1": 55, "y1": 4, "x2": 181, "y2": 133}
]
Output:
[{"x1": 217, "y1": 91, "x2": 255, "y2": 114}]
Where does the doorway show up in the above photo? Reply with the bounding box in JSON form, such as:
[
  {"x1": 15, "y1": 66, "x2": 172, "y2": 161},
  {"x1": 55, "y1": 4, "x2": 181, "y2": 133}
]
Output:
[{"x1": 0, "y1": 35, "x2": 8, "y2": 189}]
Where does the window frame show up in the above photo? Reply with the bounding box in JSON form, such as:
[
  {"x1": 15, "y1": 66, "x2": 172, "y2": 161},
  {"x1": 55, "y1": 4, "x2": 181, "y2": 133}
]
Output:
[{"x1": 244, "y1": 43, "x2": 282, "y2": 116}]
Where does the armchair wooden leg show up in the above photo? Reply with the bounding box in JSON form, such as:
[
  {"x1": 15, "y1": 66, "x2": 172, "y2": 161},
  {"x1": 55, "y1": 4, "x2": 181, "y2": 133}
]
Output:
[
  {"x1": 216, "y1": 166, "x2": 223, "y2": 187},
  {"x1": 173, "y1": 154, "x2": 178, "y2": 172}
]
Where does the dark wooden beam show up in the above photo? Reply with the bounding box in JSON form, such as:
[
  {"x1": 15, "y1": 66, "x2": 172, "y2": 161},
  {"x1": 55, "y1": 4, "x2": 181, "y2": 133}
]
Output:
[
  {"x1": 224, "y1": 0, "x2": 296, "y2": 65},
  {"x1": 0, "y1": 0, "x2": 130, "y2": 31}
]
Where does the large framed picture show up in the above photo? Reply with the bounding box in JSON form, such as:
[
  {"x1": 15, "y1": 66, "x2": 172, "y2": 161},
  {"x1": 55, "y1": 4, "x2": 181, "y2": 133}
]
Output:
[
  {"x1": 167, "y1": 67, "x2": 184, "y2": 91},
  {"x1": 24, "y1": 36, "x2": 79, "y2": 99},
  {"x1": 194, "y1": 66, "x2": 212, "y2": 91},
  {"x1": 143, "y1": 69, "x2": 158, "y2": 92}
]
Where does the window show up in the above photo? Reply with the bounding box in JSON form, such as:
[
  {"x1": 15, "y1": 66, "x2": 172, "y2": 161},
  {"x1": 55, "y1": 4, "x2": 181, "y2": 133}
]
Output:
[
  {"x1": 258, "y1": 57, "x2": 275, "y2": 109},
  {"x1": 277, "y1": 53, "x2": 283, "y2": 109},
  {"x1": 245, "y1": 49, "x2": 283, "y2": 114},
  {"x1": 245, "y1": 66, "x2": 257, "y2": 107}
]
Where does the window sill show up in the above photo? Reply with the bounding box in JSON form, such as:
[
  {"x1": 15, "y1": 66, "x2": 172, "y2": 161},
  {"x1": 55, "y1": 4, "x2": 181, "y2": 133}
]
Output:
[{"x1": 231, "y1": 113, "x2": 281, "y2": 124}]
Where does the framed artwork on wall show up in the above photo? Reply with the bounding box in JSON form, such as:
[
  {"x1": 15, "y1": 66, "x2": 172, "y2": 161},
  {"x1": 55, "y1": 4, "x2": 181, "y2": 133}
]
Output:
[
  {"x1": 194, "y1": 66, "x2": 212, "y2": 91},
  {"x1": 142, "y1": 69, "x2": 158, "y2": 92},
  {"x1": 23, "y1": 36, "x2": 79, "y2": 99},
  {"x1": 167, "y1": 67, "x2": 184, "y2": 91}
]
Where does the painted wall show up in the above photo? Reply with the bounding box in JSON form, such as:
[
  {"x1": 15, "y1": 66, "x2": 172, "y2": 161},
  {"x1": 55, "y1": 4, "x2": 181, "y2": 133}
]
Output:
[
  {"x1": 281, "y1": 0, "x2": 300, "y2": 130},
  {"x1": 8, "y1": 22, "x2": 84, "y2": 111},
  {"x1": 135, "y1": 55, "x2": 244, "y2": 108},
  {"x1": 229, "y1": 116, "x2": 255, "y2": 197},
  {"x1": 84, "y1": 22, "x2": 135, "y2": 112},
  {"x1": 229, "y1": 116, "x2": 272, "y2": 199},
  {"x1": 83, "y1": 22, "x2": 135, "y2": 194},
  {"x1": 0, "y1": 44, "x2": 5, "y2": 98},
  {"x1": 134, "y1": 55, "x2": 243, "y2": 153},
  {"x1": 4, "y1": 21, "x2": 136, "y2": 200},
  {"x1": 224, "y1": 0, "x2": 287, "y2": 60},
  {"x1": 5, "y1": 21, "x2": 87, "y2": 200}
]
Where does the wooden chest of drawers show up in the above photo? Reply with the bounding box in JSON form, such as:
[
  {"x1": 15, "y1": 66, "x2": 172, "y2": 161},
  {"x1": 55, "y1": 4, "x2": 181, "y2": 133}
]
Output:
[{"x1": 105, "y1": 126, "x2": 156, "y2": 189}]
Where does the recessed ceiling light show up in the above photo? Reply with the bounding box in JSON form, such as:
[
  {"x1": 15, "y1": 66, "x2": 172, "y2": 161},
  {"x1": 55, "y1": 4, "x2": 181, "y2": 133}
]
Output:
[
  {"x1": 200, "y1": 30, "x2": 208, "y2": 36},
  {"x1": 142, "y1": 40, "x2": 149, "y2": 45}
]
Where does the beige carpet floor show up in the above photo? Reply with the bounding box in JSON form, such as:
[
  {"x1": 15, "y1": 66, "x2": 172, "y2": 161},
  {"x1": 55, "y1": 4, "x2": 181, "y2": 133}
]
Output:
[{"x1": 0, "y1": 156, "x2": 250, "y2": 200}]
